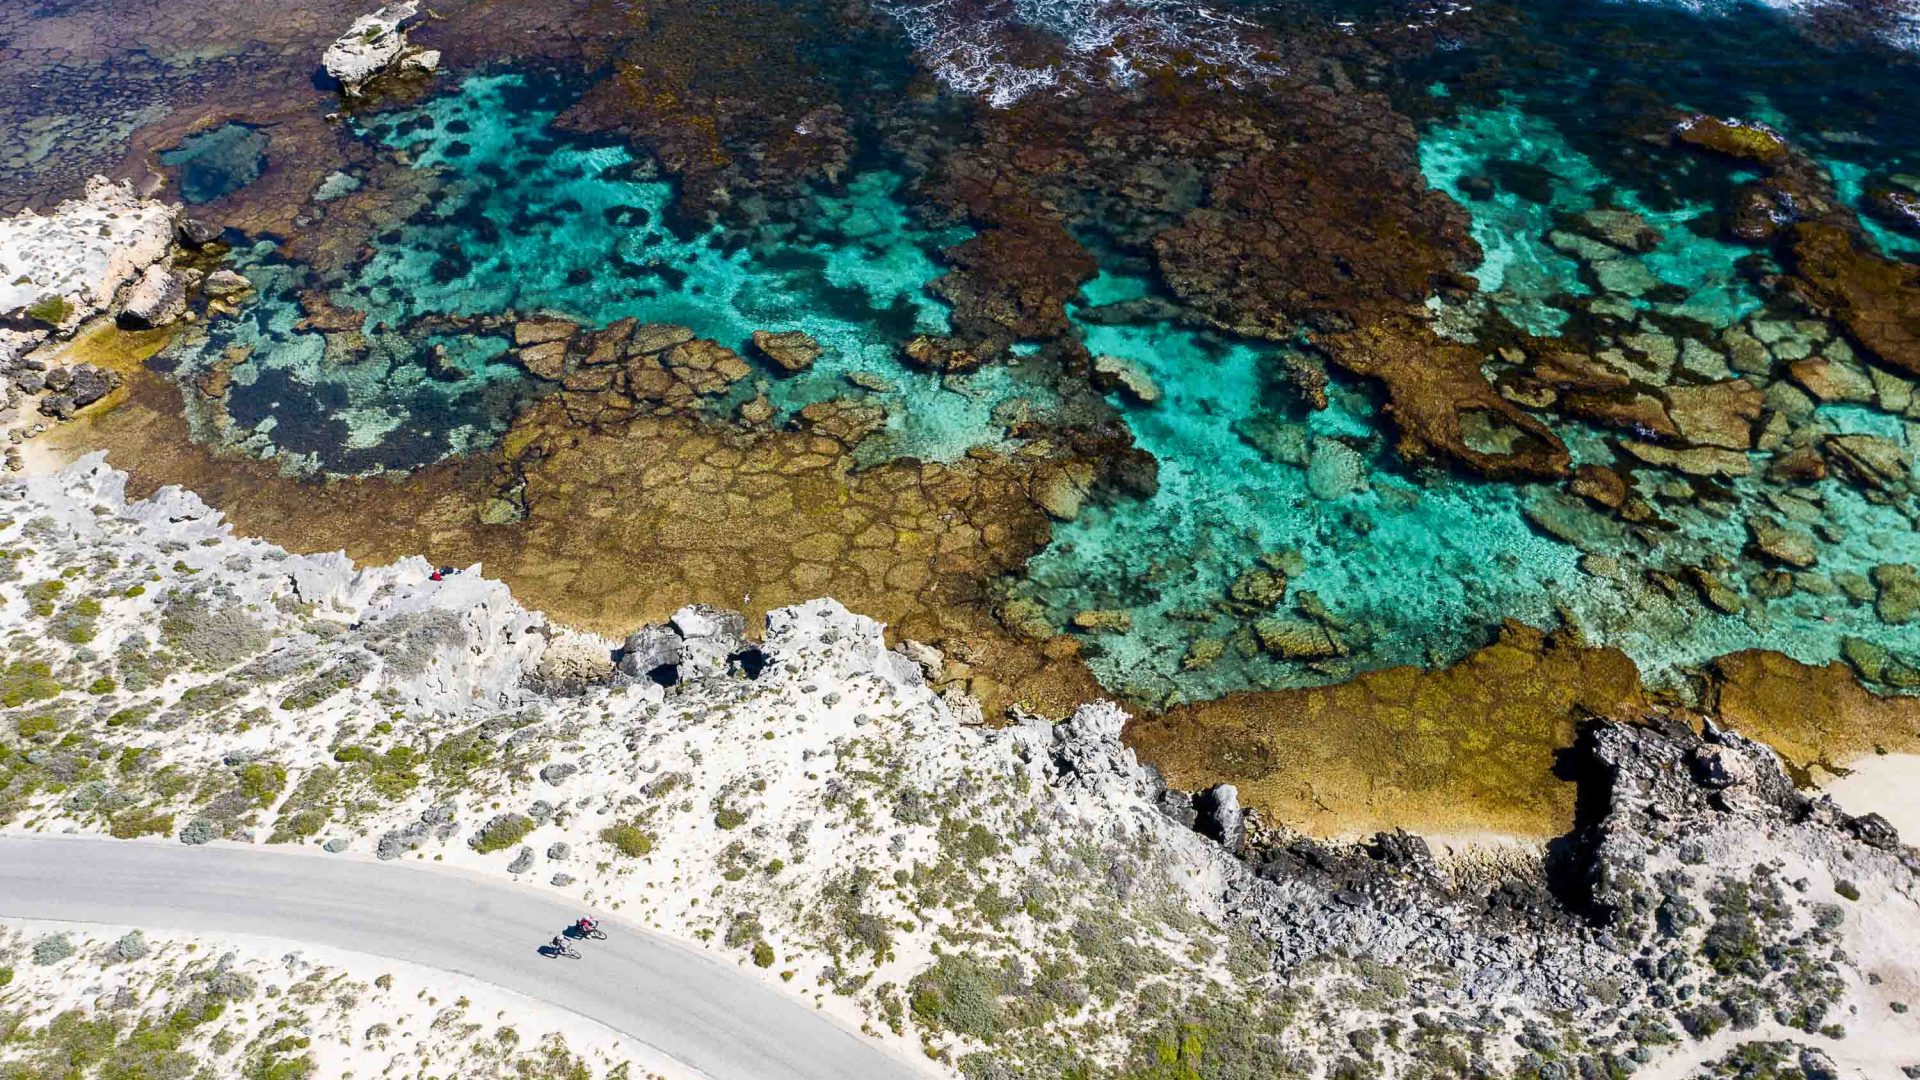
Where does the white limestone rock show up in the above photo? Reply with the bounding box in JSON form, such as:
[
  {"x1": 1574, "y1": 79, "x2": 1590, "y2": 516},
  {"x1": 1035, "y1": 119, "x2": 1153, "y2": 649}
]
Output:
[
  {"x1": 0, "y1": 177, "x2": 178, "y2": 332},
  {"x1": 322, "y1": 2, "x2": 429, "y2": 97},
  {"x1": 118, "y1": 264, "x2": 187, "y2": 329}
]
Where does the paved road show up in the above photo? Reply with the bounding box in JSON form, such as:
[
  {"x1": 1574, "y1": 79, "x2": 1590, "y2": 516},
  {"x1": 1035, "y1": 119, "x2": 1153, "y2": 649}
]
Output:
[{"x1": 0, "y1": 836, "x2": 930, "y2": 1080}]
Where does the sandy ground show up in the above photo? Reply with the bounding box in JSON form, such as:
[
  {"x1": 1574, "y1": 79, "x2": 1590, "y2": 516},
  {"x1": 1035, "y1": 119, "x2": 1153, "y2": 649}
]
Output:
[{"x1": 1823, "y1": 752, "x2": 1920, "y2": 839}]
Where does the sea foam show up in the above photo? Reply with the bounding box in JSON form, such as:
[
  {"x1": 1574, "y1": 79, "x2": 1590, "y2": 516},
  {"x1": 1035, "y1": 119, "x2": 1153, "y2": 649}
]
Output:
[{"x1": 875, "y1": 0, "x2": 1286, "y2": 106}]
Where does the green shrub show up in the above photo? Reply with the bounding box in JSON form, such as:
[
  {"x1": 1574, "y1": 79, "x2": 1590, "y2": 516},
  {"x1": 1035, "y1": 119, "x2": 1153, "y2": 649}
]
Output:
[
  {"x1": 470, "y1": 813, "x2": 535, "y2": 854},
  {"x1": 909, "y1": 953, "x2": 1006, "y2": 1042},
  {"x1": 600, "y1": 823, "x2": 655, "y2": 858},
  {"x1": 236, "y1": 762, "x2": 287, "y2": 805},
  {"x1": 23, "y1": 579, "x2": 66, "y2": 616},
  {"x1": 753, "y1": 942, "x2": 776, "y2": 968},
  {"x1": 110, "y1": 808, "x2": 175, "y2": 839},
  {"x1": 0, "y1": 659, "x2": 60, "y2": 707}
]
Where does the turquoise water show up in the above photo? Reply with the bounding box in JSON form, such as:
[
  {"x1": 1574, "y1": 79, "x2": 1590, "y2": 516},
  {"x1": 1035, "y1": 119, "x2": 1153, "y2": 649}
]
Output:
[
  {"x1": 153, "y1": 62, "x2": 1920, "y2": 705},
  {"x1": 168, "y1": 72, "x2": 1051, "y2": 474},
  {"x1": 346, "y1": 72, "x2": 1035, "y2": 464},
  {"x1": 159, "y1": 122, "x2": 269, "y2": 205},
  {"x1": 1419, "y1": 102, "x2": 1765, "y2": 336},
  {"x1": 1019, "y1": 262, "x2": 1920, "y2": 703},
  {"x1": 1826, "y1": 158, "x2": 1920, "y2": 261}
]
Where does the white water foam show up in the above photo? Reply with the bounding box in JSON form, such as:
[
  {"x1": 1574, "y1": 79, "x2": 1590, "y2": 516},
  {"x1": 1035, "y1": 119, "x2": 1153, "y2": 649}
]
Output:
[
  {"x1": 1625, "y1": 0, "x2": 1920, "y2": 53},
  {"x1": 877, "y1": 0, "x2": 1287, "y2": 106}
]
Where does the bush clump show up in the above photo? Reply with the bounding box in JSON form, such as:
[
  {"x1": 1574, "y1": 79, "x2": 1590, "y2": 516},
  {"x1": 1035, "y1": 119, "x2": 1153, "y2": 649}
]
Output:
[
  {"x1": 31, "y1": 934, "x2": 74, "y2": 965},
  {"x1": 159, "y1": 591, "x2": 271, "y2": 671},
  {"x1": 600, "y1": 823, "x2": 655, "y2": 858},
  {"x1": 0, "y1": 659, "x2": 61, "y2": 707},
  {"x1": 470, "y1": 813, "x2": 535, "y2": 854},
  {"x1": 909, "y1": 953, "x2": 1006, "y2": 1042}
]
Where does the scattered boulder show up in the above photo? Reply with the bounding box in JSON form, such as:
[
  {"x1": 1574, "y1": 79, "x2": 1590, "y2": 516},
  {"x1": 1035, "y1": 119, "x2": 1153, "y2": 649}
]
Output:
[
  {"x1": 507, "y1": 846, "x2": 536, "y2": 874},
  {"x1": 539, "y1": 762, "x2": 580, "y2": 785},
  {"x1": 618, "y1": 623, "x2": 684, "y2": 679},
  {"x1": 1091, "y1": 354, "x2": 1162, "y2": 405},
  {"x1": 751, "y1": 329, "x2": 822, "y2": 373},
  {"x1": 117, "y1": 264, "x2": 186, "y2": 329},
  {"x1": 176, "y1": 218, "x2": 222, "y2": 248},
  {"x1": 1748, "y1": 516, "x2": 1819, "y2": 568},
  {"x1": 669, "y1": 604, "x2": 746, "y2": 679},
  {"x1": 201, "y1": 269, "x2": 254, "y2": 301},
  {"x1": 533, "y1": 630, "x2": 614, "y2": 682},
  {"x1": 1195, "y1": 784, "x2": 1245, "y2": 851}
]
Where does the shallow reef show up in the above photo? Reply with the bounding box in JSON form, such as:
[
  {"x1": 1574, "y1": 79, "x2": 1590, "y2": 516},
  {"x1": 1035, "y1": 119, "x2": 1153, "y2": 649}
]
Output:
[{"x1": 16, "y1": 0, "x2": 1920, "y2": 839}]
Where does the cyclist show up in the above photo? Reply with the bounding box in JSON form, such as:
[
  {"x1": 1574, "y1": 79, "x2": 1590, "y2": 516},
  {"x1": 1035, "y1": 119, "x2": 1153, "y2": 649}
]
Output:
[
  {"x1": 550, "y1": 934, "x2": 572, "y2": 955},
  {"x1": 577, "y1": 915, "x2": 600, "y2": 936}
]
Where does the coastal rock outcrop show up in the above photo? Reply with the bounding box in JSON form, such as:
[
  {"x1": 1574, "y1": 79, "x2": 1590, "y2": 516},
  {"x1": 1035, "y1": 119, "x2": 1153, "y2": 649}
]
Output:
[
  {"x1": 322, "y1": 2, "x2": 438, "y2": 98},
  {"x1": 0, "y1": 177, "x2": 177, "y2": 336}
]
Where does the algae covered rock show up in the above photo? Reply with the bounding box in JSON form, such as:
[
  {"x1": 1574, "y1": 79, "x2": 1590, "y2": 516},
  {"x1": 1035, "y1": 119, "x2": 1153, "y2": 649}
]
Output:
[
  {"x1": 751, "y1": 329, "x2": 823, "y2": 373},
  {"x1": 1872, "y1": 564, "x2": 1920, "y2": 625},
  {"x1": 1070, "y1": 609, "x2": 1132, "y2": 634},
  {"x1": 1748, "y1": 516, "x2": 1819, "y2": 568},
  {"x1": 1672, "y1": 115, "x2": 1790, "y2": 166},
  {"x1": 1253, "y1": 616, "x2": 1343, "y2": 660}
]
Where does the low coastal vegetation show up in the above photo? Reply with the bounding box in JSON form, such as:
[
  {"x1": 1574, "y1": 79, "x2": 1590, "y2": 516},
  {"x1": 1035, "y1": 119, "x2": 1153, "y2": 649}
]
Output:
[{"x1": 0, "y1": 464, "x2": 1913, "y2": 1079}]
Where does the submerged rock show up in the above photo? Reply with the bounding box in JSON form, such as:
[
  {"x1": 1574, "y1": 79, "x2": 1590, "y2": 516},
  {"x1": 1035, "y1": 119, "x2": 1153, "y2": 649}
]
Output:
[
  {"x1": 1070, "y1": 609, "x2": 1132, "y2": 634},
  {"x1": 1253, "y1": 617, "x2": 1343, "y2": 660},
  {"x1": 1091, "y1": 354, "x2": 1162, "y2": 405},
  {"x1": 1748, "y1": 516, "x2": 1819, "y2": 568},
  {"x1": 1872, "y1": 564, "x2": 1920, "y2": 625},
  {"x1": 1672, "y1": 114, "x2": 1790, "y2": 166},
  {"x1": 751, "y1": 329, "x2": 822, "y2": 373},
  {"x1": 1864, "y1": 186, "x2": 1920, "y2": 238},
  {"x1": 201, "y1": 269, "x2": 254, "y2": 302}
]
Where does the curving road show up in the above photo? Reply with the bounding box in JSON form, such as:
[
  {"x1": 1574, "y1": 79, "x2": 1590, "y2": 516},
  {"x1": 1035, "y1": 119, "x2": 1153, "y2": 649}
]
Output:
[{"x1": 0, "y1": 836, "x2": 931, "y2": 1080}]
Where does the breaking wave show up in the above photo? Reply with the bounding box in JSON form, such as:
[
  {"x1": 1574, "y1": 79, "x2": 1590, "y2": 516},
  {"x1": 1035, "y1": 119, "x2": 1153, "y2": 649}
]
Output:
[
  {"x1": 1622, "y1": 0, "x2": 1920, "y2": 52},
  {"x1": 876, "y1": 0, "x2": 1287, "y2": 106}
]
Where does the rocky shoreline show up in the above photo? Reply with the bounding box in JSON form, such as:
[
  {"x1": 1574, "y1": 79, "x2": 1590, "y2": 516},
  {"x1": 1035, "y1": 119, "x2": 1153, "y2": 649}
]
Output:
[{"x1": 0, "y1": 457, "x2": 1915, "y2": 1078}]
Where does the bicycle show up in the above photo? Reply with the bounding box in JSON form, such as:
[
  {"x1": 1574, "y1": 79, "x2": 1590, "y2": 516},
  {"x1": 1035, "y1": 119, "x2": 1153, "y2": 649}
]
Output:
[{"x1": 547, "y1": 940, "x2": 582, "y2": 960}]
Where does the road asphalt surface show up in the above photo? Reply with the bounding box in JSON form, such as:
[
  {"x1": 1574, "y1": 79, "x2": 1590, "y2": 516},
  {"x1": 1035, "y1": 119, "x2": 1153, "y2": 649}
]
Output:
[{"x1": 0, "y1": 835, "x2": 931, "y2": 1080}]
